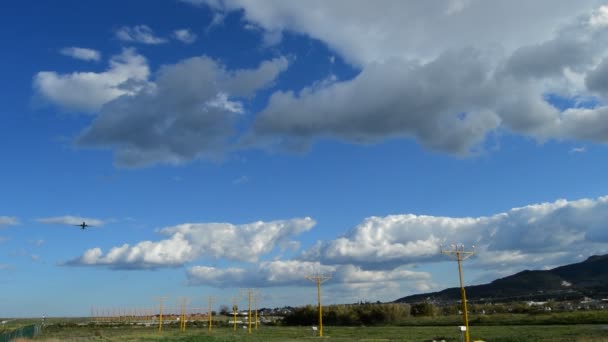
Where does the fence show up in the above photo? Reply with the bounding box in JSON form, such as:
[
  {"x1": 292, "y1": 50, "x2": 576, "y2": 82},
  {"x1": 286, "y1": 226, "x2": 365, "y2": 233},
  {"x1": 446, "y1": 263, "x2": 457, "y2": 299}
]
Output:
[{"x1": 0, "y1": 325, "x2": 42, "y2": 342}]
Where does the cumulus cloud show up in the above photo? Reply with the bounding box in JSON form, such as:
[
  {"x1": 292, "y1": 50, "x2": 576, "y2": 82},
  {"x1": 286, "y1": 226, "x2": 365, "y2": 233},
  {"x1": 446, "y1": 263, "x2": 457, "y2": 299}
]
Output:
[
  {"x1": 60, "y1": 47, "x2": 101, "y2": 61},
  {"x1": 186, "y1": 259, "x2": 430, "y2": 288},
  {"x1": 115, "y1": 25, "x2": 168, "y2": 45},
  {"x1": 173, "y1": 29, "x2": 198, "y2": 44},
  {"x1": 36, "y1": 2, "x2": 608, "y2": 164},
  {"x1": 65, "y1": 217, "x2": 314, "y2": 269},
  {"x1": 189, "y1": 1, "x2": 608, "y2": 156},
  {"x1": 36, "y1": 215, "x2": 105, "y2": 226},
  {"x1": 33, "y1": 48, "x2": 150, "y2": 112},
  {"x1": 0, "y1": 216, "x2": 19, "y2": 227},
  {"x1": 192, "y1": 0, "x2": 596, "y2": 66},
  {"x1": 302, "y1": 196, "x2": 608, "y2": 272},
  {"x1": 76, "y1": 56, "x2": 288, "y2": 167},
  {"x1": 251, "y1": 49, "x2": 502, "y2": 154}
]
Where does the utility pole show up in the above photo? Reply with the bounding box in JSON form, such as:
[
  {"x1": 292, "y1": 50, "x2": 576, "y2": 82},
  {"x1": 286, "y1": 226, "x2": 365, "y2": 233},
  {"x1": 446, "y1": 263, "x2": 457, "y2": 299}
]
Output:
[
  {"x1": 155, "y1": 296, "x2": 168, "y2": 334},
  {"x1": 441, "y1": 244, "x2": 475, "y2": 342},
  {"x1": 305, "y1": 273, "x2": 332, "y2": 337},
  {"x1": 207, "y1": 296, "x2": 215, "y2": 333}
]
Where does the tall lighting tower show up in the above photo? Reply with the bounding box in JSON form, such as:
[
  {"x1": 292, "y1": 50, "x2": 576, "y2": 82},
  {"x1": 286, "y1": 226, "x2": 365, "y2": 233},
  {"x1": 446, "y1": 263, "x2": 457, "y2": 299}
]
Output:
[
  {"x1": 239, "y1": 288, "x2": 258, "y2": 334},
  {"x1": 155, "y1": 296, "x2": 168, "y2": 334},
  {"x1": 305, "y1": 273, "x2": 332, "y2": 337},
  {"x1": 441, "y1": 244, "x2": 475, "y2": 342}
]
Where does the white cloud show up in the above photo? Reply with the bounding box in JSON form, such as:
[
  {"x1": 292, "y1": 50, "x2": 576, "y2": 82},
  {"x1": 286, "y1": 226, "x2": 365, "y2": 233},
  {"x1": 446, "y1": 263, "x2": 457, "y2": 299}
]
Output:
[
  {"x1": 60, "y1": 47, "x2": 101, "y2": 61},
  {"x1": 590, "y1": 5, "x2": 608, "y2": 28},
  {"x1": 205, "y1": 92, "x2": 244, "y2": 114},
  {"x1": 0, "y1": 216, "x2": 19, "y2": 227},
  {"x1": 33, "y1": 48, "x2": 150, "y2": 112},
  {"x1": 189, "y1": 1, "x2": 608, "y2": 156},
  {"x1": 173, "y1": 29, "x2": 198, "y2": 44},
  {"x1": 186, "y1": 260, "x2": 430, "y2": 289},
  {"x1": 115, "y1": 25, "x2": 168, "y2": 45},
  {"x1": 570, "y1": 146, "x2": 587, "y2": 153},
  {"x1": 302, "y1": 196, "x2": 608, "y2": 272},
  {"x1": 65, "y1": 217, "x2": 315, "y2": 269},
  {"x1": 194, "y1": 0, "x2": 597, "y2": 66},
  {"x1": 76, "y1": 56, "x2": 288, "y2": 167},
  {"x1": 36, "y1": 215, "x2": 105, "y2": 226}
]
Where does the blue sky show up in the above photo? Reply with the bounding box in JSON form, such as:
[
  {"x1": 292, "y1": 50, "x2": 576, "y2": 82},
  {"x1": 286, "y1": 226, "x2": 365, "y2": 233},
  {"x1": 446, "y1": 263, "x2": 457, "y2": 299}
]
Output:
[{"x1": 2, "y1": 0, "x2": 608, "y2": 317}]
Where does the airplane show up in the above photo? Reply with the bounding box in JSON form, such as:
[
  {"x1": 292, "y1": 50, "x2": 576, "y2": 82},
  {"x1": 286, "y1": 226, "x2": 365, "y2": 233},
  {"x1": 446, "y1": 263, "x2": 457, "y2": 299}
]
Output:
[{"x1": 75, "y1": 221, "x2": 92, "y2": 230}]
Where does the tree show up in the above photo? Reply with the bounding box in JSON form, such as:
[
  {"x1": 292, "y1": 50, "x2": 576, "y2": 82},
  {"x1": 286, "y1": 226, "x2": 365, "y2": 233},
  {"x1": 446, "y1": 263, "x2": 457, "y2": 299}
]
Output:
[{"x1": 219, "y1": 305, "x2": 230, "y2": 316}]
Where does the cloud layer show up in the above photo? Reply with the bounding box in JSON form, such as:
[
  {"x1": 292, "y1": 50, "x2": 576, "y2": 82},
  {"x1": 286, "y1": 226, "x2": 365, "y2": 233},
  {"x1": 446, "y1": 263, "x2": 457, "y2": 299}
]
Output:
[
  {"x1": 33, "y1": 2, "x2": 608, "y2": 165},
  {"x1": 63, "y1": 195, "x2": 608, "y2": 296},
  {"x1": 200, "y1": 1, "x2": 608, "y2": 156},
  {"x1": 66, "y1": 217, "x2": 314, "y2": 269},
  {"x1": 301, "y1": 196, "x2": 608, "y2": 273},
  {"x1": 187, "y1": 260, "x2": 430, "y2": 290}
]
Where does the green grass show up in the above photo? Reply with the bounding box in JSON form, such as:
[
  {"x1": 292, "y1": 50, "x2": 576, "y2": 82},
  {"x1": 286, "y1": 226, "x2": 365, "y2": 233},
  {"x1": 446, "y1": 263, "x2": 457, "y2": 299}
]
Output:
[{"x1": 32, "y1": 323, "x2": 608, "y2": 341}]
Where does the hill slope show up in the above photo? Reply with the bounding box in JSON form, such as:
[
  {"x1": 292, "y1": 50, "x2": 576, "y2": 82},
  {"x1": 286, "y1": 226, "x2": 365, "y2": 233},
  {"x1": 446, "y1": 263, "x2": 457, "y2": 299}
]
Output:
[{"x1": 395, "y1": 254, "x2": 608, "y2": 303}]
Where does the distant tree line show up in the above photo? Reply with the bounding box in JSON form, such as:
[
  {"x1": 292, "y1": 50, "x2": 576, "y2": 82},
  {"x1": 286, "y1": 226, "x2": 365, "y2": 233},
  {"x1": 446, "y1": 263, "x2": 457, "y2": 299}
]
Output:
[
  {"x1": 281, "y1": 300, "x2": 598, "y2": 326},
  {"x1": 282, "y1": 303, "x2": 414, "y2": 326}
]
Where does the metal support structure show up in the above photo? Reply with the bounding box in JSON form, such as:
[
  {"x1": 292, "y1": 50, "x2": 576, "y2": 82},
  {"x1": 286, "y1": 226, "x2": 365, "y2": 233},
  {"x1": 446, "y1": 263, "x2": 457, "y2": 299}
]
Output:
[
  {"x1": 239, "y1": 288, "x2": 259, "y2": 334},
  {"x1": 254, "y1": 291, "x2": 262, "y2": 330},
  {"x1": 441, "y1": 244, "x2": 475, "y2": 342},
  {"x1": 305, "y1": 273, "x2": 332, "y2": 337},
  {"x1": 155, "y1": 296, "x2": 168, "y2": 334},
  {"x1": 179, "y1": 297, "x2": 189, "y2": 333}
]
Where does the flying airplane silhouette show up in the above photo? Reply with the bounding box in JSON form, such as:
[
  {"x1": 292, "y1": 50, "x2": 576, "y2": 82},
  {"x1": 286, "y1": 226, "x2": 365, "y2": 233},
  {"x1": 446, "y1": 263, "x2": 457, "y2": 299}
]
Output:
[{"x1": 75, "y1": 221, "x2": 91, "y2": 230}]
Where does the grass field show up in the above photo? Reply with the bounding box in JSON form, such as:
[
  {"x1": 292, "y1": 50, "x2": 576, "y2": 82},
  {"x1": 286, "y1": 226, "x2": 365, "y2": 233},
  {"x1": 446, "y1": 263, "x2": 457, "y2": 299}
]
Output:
[{"x1": 29, "y1": 323, "x2": 608, "y2": 341}]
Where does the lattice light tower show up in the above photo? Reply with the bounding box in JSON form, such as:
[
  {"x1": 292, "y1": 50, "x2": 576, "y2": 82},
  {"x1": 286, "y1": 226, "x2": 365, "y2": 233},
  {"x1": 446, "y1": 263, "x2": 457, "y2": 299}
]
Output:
[
  {"x1": 207, "y1": 296, "x2": 215, "y2": 333},
  {"x1": 441, "y1": 244, "x2": 475, "y2": 342},
  {"x1": 305, "y1": 272, "x2": 332, "y2": 337},
  {"x1": 239, "y1": 288, "x2": 259, "y2": 334},
  {"x1": 155, "y1": 296, "x2": 168, "y2": 334}
]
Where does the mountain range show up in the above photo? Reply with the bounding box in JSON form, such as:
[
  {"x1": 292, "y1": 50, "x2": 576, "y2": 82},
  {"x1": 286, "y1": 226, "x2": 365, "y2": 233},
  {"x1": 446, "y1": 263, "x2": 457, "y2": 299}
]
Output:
[{"x1": 395, "y1": 254, "x2": 608, "y2": 304}]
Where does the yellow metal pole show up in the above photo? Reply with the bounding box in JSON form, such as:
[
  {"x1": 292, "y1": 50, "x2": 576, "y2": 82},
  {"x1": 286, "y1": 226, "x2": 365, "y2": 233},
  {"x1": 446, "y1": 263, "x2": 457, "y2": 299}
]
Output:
[
  {"x1": 441, "y1": 245, "x2": 474, "y2": 342},
  {"x1": 457, "y1": 253, "x2": 470, "y2": 342},
  {"x1": 255, "y1": 295, "x2": 259, "y2": 330},
  {"x1": 233, "y1": 302, "x2": 237, "y2": 332},
  {"x1": 305, "y1": 273, "x2": 331, "y2": 337},
  {"x1": 157, "y1": 297, "x2": 166, "y2": 334},
  {"x1": 248, "y1": 291, "x2": 252, "y2": 334},
  {"x1": 317, "y1": 278, "x2": 323, "y2": 337}
]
